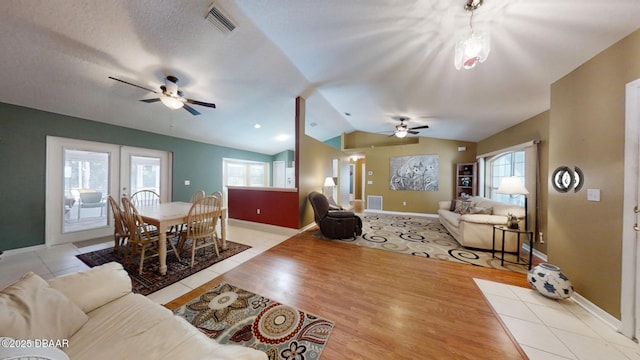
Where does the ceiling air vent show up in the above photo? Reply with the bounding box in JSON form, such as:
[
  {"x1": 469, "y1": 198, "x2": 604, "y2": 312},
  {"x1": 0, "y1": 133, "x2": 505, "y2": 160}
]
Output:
[{"x1": 206, "y1": 5, "x2": 236, "y2": 34}]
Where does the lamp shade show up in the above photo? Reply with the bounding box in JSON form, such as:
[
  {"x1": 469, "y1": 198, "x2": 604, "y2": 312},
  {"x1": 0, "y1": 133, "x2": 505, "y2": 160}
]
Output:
[
  {"x1": 324, "y1": 177, "x2": 336, "y2": 187},
  {"x1": 496, "y1": 177, "x2": 529, "y2": 195}
]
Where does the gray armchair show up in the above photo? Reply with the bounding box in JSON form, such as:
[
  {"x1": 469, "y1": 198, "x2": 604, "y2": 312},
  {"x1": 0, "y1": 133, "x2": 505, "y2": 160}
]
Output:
[{"x1": 308, "y1": 191, "x2": 362, "y2": 239}]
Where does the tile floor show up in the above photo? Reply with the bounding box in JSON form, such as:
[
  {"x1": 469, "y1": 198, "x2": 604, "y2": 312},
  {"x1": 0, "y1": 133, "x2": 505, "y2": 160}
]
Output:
[
  {"x1": 1, "y1": 221, "x2": 638, "y2": 359},
  {"x1": 0, "y1": 220, "x2": 298, "y2": 305},
  {"x1": 475, "y1": 278, "x2": 640, "y2": 360}
]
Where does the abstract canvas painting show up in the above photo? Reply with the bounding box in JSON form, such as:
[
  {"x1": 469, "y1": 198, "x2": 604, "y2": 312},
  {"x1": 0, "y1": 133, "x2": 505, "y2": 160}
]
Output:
[{"x1": 389, "y1": 154, "x2": 439, "y2": 191}]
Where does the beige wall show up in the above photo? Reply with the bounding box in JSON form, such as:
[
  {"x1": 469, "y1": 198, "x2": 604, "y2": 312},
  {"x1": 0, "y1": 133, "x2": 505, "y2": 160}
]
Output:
[
  {"x1": 296, "y1": 97, "x2": 343, "y2": 228},
  {"x1": 477, "y1": 111, "x2": 550, "y2": 254},
  {"x1": 344, "y1": 131, "x2": 477, "y2": 213},
  {"x1": 548, "y1": 29, "x2": 640, "y2": 319}
]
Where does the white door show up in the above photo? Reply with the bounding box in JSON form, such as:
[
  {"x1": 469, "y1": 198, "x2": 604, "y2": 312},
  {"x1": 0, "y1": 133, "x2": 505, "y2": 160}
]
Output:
[
  {"x1": 621, "y1": 78, "x2": 640, "y2": 340},
  {"x1": 46, "y1": 138, "x2": 172, "y2": 245},
  {"x1": 46, "y1": 137, "x2": 119, "y2": 245},
  {"x1": 273, "y1": 160, "x2": 285, "y2": 187},
  {"x1": 120, "y1": 146, "x2": 172, "y2": 202}
]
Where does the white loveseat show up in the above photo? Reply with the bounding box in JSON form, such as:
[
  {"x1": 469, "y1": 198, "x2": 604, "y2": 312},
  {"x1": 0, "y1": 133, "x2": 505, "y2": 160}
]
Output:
[
  {"x1": 437, "y1": 196, "x2": 525, "y2": 251},
  {"x1": 0, "y1": 262, "x2": 267, "y2": 360}
]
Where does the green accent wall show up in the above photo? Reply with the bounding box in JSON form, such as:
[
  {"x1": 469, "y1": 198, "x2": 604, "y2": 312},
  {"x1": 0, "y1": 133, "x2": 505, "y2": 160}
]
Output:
[
  {"x1": 0, "y1": 102, "x2": 274, "y2": 251},
  {"x1": 323, "y1": 135, "x2": 342, "y2": 150}
]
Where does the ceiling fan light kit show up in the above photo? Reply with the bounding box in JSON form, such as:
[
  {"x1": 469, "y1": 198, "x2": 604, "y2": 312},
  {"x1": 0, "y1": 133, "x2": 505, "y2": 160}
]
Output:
[
  {"x1": 109, "y1": 75, "x2": 216, "y2": 116},
  {"x1": 455, "y1": 0, "x2": 490, "y2": 70},
  {"x1": 390, "y1": 117, "x2": 429, "y2": 138},
  {"x1": 160, "y1": 94, "x2": 184, "y2": 109},
  {"x1": 395, "y1": 130, "x2": 408, "y2": 138}
]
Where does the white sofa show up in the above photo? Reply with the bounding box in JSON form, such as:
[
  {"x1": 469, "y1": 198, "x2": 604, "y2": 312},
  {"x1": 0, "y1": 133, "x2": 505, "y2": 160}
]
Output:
[
  {"x1": 0, "y1": 262, "x2": 267, "y2": 360},
  {"x1": 437, "y1": 196, "x2": 525, "y2": 252}
]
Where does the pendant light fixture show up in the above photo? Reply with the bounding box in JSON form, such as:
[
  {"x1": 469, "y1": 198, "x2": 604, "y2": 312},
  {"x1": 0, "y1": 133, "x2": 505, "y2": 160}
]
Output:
[{"x1": 454, "y1": 0, "x2": 490, "y2": 70}]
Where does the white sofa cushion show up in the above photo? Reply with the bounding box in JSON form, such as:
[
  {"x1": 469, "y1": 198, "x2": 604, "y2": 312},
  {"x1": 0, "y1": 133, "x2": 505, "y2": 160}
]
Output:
[
  {"x1": 0, "y1": 272, "x2": 88, "y2": 340},
  {"x1": 48, "y1": 262, "x2": 131, "y2": 313},
  {"x1": 66, "y1": 292, "x2": 266, "y2": 360}
]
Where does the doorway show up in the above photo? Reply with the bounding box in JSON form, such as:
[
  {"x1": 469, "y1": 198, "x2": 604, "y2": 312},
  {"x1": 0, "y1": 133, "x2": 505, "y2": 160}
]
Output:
[
  {"x1": 45, "y1": 137, "x2": 171, "y2": 245},
  {"x1": 621, "y1": 78, "x2": 640, "y2": 340}
]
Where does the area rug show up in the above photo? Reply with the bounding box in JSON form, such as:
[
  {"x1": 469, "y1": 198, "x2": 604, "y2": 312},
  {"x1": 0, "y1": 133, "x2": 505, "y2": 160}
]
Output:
[
  {"x1": 76, "y1": 240, "x2": 251, "y2": 295},
  {"x1": 325, "y1": 213, "x2": 530, "y2": 274},
  {"x1": 173, "y1": 282, "x2": 334, "y2": 360}
]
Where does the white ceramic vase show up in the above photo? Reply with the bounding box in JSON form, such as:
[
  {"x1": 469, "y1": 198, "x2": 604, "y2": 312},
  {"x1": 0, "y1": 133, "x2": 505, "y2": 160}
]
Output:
[{"x1": 527, "y1": 263, "x2": 574, "y2": 299}]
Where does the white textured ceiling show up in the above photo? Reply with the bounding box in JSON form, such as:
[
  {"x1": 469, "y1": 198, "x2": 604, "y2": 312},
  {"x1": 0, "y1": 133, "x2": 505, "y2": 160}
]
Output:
[{"x1": 1, "y1": 0, "x2": 640, "y2": 155}]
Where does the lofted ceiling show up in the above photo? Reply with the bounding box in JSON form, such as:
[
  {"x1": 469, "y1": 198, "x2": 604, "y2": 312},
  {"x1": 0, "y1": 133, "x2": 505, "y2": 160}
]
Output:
[{"x1": 1, "y1": 0, "x2": 640, "y2": 155}]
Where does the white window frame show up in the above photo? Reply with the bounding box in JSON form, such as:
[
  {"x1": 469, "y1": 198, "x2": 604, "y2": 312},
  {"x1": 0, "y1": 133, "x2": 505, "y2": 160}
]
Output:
[
  {"x1": 222, "y1": 158, "x2": 270, "y2": 206},
  {"x1": 486, "y1": 150, "x2": 526, "y2": 206}
]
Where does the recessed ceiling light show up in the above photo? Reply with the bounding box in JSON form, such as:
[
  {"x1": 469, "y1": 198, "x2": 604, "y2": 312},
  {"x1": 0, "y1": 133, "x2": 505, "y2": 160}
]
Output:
[{"x1": 254, "y1": 123, "x2": 261, "y2": 129}]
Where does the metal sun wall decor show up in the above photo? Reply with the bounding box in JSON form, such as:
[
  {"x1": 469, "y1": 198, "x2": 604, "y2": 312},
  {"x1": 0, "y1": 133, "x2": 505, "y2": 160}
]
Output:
[
  {"x1": 552, "y1": 166, "x2": 584, "y2": 193},
  {"x1": 389, "y1": 155, "x2": 439, "y2": 191}
]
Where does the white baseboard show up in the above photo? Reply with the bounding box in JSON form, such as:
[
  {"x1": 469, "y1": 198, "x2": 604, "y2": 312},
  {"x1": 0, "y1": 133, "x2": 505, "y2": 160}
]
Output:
[
  {"x1": 522, "y1": 243, "x2": 548, "y2": 262},
  {"x1": 0, "y1": 244, "x2": 47, "y2": 259},
  {"x1": 570, "y1": 291, "x2": 624, "y2": 335},
  {"x1": 227, "y1": 219, "x2": 300, "y2": 236}
]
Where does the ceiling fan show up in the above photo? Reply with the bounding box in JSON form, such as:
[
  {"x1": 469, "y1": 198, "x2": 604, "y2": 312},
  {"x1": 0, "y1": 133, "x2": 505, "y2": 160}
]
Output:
[
  {"x1": 389, "y1": 116, "x2": 429, "y2": 138},
  {"x1": 108, "y1": 75, "x2": 216, "y2": 116}
]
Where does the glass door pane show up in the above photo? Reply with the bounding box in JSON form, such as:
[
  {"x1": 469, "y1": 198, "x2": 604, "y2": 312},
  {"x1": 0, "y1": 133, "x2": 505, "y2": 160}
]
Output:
[
  {"x1": 120, "y1": 146, "x2": 171, "y2": 203},
  {"x1": 130, "y1": 156, "x2": 161, "y2": 195},
  {"x1": 63, "y1": 149, "x2": 109, "y2": 233}
]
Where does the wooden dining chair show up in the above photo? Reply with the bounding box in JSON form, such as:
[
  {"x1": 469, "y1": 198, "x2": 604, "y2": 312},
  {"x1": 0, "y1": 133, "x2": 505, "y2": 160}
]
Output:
[
  {"x1": 177, "y1": 193, "x2": 222, "y2": 268},
  {"x1": 190, "y1": 189, "x2": 206, "y2": 203},
  {"x1": 130, "y1": 189, "x2": 160, "y2": 207},
  {"x1": 121, "y1": 197, "x2": 180, "y2": 274},
  {"x1": 107, "y1": 195, "x2": 128, "y2": 253}
]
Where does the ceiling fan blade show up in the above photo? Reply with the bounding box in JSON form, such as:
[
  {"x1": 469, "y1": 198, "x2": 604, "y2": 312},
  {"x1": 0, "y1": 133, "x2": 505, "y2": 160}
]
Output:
[
  {"x1": 108, "y1": 76, "x2": 158, "y2": 93},
  {"x1": 186, "y1": 98, "x2": 216, "y2": 108},
  {"x1": 408, "y1": 130, "x2": 420, "y2": 134},
  {"x1": 140, "y1": 98, "x2": 161, "y2": 103},
  {"x1": 183, "y1": 103, "x2": 201, "y2": 116},
  {"x1": 409, "y1": 125, "x2": 429, "y2": 130}
]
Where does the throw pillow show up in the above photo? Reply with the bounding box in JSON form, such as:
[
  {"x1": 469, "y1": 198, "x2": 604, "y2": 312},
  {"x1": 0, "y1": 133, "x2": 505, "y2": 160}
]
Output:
[
  {"x1": 454, "y1": 200, "x2": 473, "y2": 214},
  {"x1": 469, "y1": 206, "x2": 493, "y2": 215},
  {"x1": 0, "y1": 272, "x2": 88, "y2": 340},
  {"x1": 449, "y1": 199, "x2": 457, "y2": 211}
]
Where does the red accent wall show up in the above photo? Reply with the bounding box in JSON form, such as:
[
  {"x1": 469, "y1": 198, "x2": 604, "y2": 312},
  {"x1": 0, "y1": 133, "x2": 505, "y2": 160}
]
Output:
[{"x1": 228, "y1": 188, "x2": 299, "y2": 229}]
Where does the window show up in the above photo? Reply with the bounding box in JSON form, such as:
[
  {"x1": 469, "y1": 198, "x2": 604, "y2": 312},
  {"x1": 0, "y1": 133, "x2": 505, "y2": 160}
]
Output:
[
  {"x1": 223, "y1": 158, "x2": 269, "y2": 187},
  {"x1": 487, "y1": 151, "x2": 525, "y2": 206}
]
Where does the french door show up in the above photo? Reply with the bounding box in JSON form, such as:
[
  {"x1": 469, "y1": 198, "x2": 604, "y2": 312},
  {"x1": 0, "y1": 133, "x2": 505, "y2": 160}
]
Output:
[
  {"x1": 45, "y1": 137, "x2": 171, "y2": 245},
  {"x1": 120, "y1": 146, "x2": 171, "y2": 203}
]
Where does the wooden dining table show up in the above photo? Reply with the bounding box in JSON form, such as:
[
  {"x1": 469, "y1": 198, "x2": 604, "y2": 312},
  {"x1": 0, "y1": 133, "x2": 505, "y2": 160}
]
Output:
[{"x1": 136, "y1": 201, "x2": 228, "y2": 275}]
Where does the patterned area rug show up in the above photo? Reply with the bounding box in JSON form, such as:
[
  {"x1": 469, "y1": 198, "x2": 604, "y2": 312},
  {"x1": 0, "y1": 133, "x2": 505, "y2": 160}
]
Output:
[
  {"x1": 327, "y1": 213, "x2": 529, "y2": 273},
  {"x1": 174, "y1": 282, "x2": 334, "y2": 360},
  {"x1": 76, "y1": 240, "x2": 251, "y2": 295}
]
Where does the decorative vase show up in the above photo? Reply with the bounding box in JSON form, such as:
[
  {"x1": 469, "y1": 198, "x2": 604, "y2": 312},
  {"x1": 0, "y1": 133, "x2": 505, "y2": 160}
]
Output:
[{"x1": 527, "y1": 263, "x2": 574, "y2": 299}]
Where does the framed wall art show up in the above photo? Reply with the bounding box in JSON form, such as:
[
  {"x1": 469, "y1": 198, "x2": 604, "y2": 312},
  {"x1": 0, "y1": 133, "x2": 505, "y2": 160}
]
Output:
[{"x1": 389, "y1": 154, "x2": 439, "y2": 191}]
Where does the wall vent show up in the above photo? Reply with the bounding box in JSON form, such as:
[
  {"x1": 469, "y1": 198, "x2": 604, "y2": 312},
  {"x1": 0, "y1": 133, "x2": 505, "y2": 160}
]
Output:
[
  {"x1": 367, "y1": 195, "x2": 383, "y2": 210},
  {"x1": 206, "y1": 5, "x2": 237, "y2": 34}
]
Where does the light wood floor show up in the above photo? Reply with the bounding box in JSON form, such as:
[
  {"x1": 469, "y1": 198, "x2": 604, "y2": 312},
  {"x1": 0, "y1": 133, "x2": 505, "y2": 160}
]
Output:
[{"x1": 165, "y1": 228, "x2": 530, "y2": 359}]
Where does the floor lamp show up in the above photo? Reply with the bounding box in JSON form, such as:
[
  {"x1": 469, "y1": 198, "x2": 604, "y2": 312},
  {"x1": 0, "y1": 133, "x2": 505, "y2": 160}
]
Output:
[
  {"x1": 324, "y1": 177, "x2": 336, "y2": 199},
  {"x1": 496, "y1": 177, "x2": 530, "y2": 230}
]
